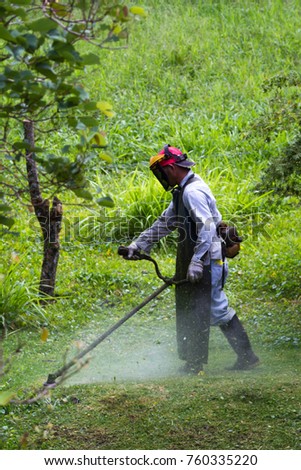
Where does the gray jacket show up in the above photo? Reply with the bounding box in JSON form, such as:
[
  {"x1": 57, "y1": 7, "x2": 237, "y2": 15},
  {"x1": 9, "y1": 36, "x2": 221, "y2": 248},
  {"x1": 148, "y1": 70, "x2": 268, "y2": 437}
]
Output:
[{"x1": 134, "y1": 170, "x2": 223, "y2": 263}]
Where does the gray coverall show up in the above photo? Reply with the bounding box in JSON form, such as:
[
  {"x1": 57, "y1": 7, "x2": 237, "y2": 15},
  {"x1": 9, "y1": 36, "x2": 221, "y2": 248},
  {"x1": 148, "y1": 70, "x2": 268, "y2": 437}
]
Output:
[{"x1": 134, "y1": 170, "x2": 235, "y2": 365}]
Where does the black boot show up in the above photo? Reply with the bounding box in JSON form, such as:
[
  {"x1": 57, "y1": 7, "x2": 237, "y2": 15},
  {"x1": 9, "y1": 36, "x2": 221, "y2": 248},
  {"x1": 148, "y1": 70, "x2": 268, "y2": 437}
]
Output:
[{"x1": 220, "y1": 314, "x2": 259, "y2": 370}]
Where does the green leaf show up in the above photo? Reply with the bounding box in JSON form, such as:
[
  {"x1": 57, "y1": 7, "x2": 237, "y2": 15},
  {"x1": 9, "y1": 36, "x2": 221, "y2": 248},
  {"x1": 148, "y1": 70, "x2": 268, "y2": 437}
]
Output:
[
  {"x1": 74, "y1": 85, "x2": 89, "y2": 101},
  {"x1": 97, "y1": 196, "x2": 114, "y2": 208},
  {"x1": 0, "y1": 204, "x2": 12, "y2": 213},
  {"x1": 0, "y1": 391, "x2": 15, "y2": 406},
  {"x1": 75, "y1": 0, "x2": 89, "y2": 10},
  {"x1": 67, "y1": 117, "x2": 77, "y2": 128},
  {"x1": 58, "y1": 96, "x2": 80, "y2": 109},
  {"x1": 61, "y1": 145, "x2": 71, "y2": 154},
  {"x1": 10, "y1": 0, "x2": 31, "y2": 4},
  {"x1": 129, "y1": 6, "x2": 147, "y2": 17},
  {"x1": 98, "y1": 152, "x2": 113, "y2": 163},
  {"x1": 92, "y1": 132, "x2": 107, "y2": 147},
  {"x1": 12, "y1": 142, "x2": 30, "y2": 150},
  {"x1": 0, "y1": 215, "x2": 14, "y2": 229},
  {"x1": 16, "y1": 33, "x2": 39, "y2": 52},
  {"x1": 49, "y1": 43, "x2": 81, "y2": 64},
  {"x1": 28, "y1": 18, "x2": 57, "y2": 33},
  {"x1": 78, "y1": 117, "x2": 99, "y2": 128},
  {"x1": 6, "y1": 44, "x2": 25, "y2": 60},
  {"x1": 35, "y1": 62, "x2": 57, "y2": 80},
  {"x1": 0, "y1": 25, "x2": 17, "y2": 43},
  {"x1": 73, "y1": 188, "x2": 93, "y2": 200},
  {"x1": 81, "y1": 101, "x2": 99, "y2": 111},
  {"x1": 46, "y1": 29, "x2": 67, "y2": 43},
  {"x1": 96, "y1": 101, "x2": 115, "y2": 118},
  {"x1": 25, "y1": 33, "x2": 39, "y2": 51},
  {"x1": 81, "y1": 53, "x2": 100, "y2": 65},
  {"x1": 13, "y1": 142, "x2": 44, "y2": 152},
  {"x1": 2, "y1": 6, "x2": 27, "y2": 20},
  {"x1": 47, "y1": 2, "x2": 69, "y2": 18}
]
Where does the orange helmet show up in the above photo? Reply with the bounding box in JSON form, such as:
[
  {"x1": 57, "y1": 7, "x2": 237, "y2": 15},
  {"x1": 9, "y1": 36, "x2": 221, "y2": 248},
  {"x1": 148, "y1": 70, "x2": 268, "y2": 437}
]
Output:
[{"x1": 149, "y1": 144, "x2": 195, "y2": 190}]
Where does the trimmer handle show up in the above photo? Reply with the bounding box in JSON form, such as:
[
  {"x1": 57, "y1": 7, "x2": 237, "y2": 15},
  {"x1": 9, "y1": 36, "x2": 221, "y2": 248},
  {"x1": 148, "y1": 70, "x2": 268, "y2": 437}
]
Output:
[
  {"x1": 117, "y1": 245, "x2": 141, "y2": 259},
  {"x1": 117, "y1": 245, "x2": 185, "y2": 285}
]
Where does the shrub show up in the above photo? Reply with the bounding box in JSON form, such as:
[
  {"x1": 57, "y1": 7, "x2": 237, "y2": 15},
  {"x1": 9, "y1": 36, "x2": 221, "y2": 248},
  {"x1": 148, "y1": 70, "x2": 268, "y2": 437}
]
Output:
[{"x1": 257, "y1": 135, "x2": 301, "y2": 196}]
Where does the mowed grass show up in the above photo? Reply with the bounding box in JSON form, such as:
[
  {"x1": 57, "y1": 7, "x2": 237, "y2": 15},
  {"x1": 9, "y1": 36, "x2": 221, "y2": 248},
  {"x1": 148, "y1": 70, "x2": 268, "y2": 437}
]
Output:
[
  {"x1": 1, "y1": 244, "x2": 300, "y2": 450},
  {"x1": 1, "y1": 326, "x2": 301, "y2": 450}
]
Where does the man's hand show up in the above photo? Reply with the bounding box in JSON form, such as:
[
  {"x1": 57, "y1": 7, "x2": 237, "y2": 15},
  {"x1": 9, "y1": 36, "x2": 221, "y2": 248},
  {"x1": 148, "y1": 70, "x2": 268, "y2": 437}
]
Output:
[
  {"x1": 126, "y1": 242, "x2": 141, "y2": 260},
  {"x1": 187, "y1": 259, "x2": 204, "y2": 283}
]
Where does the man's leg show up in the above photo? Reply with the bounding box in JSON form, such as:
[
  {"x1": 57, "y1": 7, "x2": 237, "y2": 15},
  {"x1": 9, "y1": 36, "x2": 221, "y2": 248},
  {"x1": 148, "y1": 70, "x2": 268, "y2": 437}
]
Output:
[
  {"x1": 211, "y1": 260, "x2": 259, "y2": 370},
  {"x1": 176, "y1": 265, "x2": 211, "y2": 375},
  {"x1": 219, "y1": 315, "x2": 259, "y2": 370}
]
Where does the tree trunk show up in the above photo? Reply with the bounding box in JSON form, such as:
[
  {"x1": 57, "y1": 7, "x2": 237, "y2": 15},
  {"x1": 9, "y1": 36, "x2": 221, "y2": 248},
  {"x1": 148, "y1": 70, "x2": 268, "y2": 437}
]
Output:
[{"x1": 23, "y1": 119, "x2": 63, "y2": 297}]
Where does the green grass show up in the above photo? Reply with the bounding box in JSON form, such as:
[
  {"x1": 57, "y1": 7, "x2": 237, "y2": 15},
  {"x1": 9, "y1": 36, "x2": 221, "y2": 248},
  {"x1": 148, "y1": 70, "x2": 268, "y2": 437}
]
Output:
[
  {"x1": 85, "y1": 0, "x2": 301, "y2": 164},
  {"x1": 0, "y1": 257, "x2": 48, "y2": 330},
  {"x1": 1, "y1": 0, "x2": 301, "y2": 450},
  {"x1": 1, "y1": 327, "x2": 300, "y2": 449},
  {"x1": 1, "y1": 237, "x2": 300, "y2": 449}
]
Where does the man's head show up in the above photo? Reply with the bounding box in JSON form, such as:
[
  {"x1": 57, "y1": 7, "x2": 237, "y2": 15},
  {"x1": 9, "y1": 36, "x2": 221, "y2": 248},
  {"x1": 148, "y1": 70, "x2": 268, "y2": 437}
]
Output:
[{"x1": 149, "y1": 144, "x2": 195, "y2": 190}]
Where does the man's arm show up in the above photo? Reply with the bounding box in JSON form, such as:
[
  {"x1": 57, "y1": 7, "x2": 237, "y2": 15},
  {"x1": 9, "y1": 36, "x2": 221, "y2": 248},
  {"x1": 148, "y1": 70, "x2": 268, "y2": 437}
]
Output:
[{"x1": 133, "y1": 201, "x2": 177, "y2": 254}]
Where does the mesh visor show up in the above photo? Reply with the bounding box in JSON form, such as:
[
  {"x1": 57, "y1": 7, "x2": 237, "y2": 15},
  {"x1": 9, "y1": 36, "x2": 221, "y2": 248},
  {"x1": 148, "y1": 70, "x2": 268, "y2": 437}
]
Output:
[{"x1": 150, "y1": 163, "x2": 173, "y2": 191}]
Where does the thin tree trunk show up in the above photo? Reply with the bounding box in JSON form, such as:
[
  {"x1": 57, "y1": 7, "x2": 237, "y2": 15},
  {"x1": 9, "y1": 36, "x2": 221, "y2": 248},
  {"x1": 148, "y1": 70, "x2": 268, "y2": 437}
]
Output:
[{"x1": 23, "y1": 119, "x2": 63, "y2": 297}]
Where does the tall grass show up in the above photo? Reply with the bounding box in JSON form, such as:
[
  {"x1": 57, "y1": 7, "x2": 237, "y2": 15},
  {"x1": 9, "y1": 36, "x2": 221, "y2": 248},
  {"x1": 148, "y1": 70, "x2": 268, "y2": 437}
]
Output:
[
  {"x1": 76, "y1": 169, "x2": 173, "y2": 247},
  {"x1": 78, "y1": 0, "x2": 301, "y2": 166},
  {"x1": 0, "y1": 260, "x2": 47, "y2": 331},
  {"x1": 66, "y1": 0, "x2": 301, "y2": 254},
  {"x1": 73, "y1": 158, "x2": 271, "y2": 250}
]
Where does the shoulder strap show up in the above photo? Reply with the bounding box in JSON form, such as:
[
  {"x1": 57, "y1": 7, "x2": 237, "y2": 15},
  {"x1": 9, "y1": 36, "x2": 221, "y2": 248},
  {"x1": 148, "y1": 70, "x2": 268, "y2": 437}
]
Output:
[
  {"x1": 181, "y1": 174, "x2": 198, "y2": 190},
  {"x1": 181, "y1": 175, "x2": 213, "y2": 210}
]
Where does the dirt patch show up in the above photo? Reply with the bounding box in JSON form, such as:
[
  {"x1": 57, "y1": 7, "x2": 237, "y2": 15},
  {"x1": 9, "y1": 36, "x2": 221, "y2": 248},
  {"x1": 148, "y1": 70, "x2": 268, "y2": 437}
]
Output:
[{"x1": 52, "y1": 424, "x2": 115, "y2": 449}]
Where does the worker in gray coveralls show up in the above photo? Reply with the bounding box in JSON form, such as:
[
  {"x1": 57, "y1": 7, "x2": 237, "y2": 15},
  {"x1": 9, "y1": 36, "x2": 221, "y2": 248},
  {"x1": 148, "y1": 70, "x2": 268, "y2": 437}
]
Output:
[{"x1": 125, "y1": 145, "x2": 259, "y2": 374}]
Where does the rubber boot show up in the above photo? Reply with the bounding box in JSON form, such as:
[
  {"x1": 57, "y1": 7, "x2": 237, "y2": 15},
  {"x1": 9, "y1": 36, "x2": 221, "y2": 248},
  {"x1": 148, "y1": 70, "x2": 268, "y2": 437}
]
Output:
[{"x1": 220, "y1": 314, "x2": 259, "y2": 370}]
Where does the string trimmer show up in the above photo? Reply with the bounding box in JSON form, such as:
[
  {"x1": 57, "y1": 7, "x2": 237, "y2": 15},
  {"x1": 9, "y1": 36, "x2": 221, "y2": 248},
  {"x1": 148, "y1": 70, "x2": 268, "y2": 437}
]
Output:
[{"x1": 44, "y1": 246, "x2": 186, "y2": 387}]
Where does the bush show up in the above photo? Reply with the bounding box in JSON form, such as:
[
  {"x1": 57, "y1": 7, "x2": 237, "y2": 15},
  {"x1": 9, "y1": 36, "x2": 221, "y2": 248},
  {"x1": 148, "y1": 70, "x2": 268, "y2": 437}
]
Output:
[{"x1": 257, "y1": 135, "x2": 301, "y2": 196}]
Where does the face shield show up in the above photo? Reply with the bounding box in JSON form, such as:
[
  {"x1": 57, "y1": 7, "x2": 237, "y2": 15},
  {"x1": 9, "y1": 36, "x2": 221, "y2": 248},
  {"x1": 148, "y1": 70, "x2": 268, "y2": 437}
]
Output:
[
  {"x1": 149, "y1": 144, "x2": 195, "y2": 191},
  {"x1": 149, "y1": 158, "x2": 174, "y2": 191}
]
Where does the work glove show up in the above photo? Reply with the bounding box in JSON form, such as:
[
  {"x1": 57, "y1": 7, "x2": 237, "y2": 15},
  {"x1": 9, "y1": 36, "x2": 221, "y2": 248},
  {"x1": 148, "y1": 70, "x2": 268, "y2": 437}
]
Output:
[
  {"x1": 187, "y1": 259, "x2": 204, "y2": 284},
  {"x1": 126, "y1": 242, "x2": 141, "y2": 260}
]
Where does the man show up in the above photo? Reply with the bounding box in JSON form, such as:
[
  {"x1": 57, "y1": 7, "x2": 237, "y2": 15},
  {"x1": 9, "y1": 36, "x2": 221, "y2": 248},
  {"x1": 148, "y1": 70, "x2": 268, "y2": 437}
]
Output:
[{"x1": 125, "y1": 145, "x2": 259, "y2": 374}]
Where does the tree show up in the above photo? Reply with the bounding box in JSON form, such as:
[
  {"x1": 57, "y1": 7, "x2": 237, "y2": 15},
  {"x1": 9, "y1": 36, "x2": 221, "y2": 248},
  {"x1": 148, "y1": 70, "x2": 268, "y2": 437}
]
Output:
[{"x1": 0, "y1": 1, "x2": 146, "y2": 299}]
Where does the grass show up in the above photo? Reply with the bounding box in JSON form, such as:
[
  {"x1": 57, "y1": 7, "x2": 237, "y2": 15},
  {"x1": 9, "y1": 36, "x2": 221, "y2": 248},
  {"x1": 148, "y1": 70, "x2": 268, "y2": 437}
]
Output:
[
  {"x1": 88, "y1": 0, "x2": 301, "y2": 163},
  {"x1": 1, "y1": 0, "x2": 301, "y2": 451},
  {"x1": 0, "y1": 257, "x2": 48, "y2": 330},
  {"x1": 1, "y1": 327, "x2": 301, "y2": 449},
  {"x1": 1, "y1": 239, "x2": 300, "y2": 449}
]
